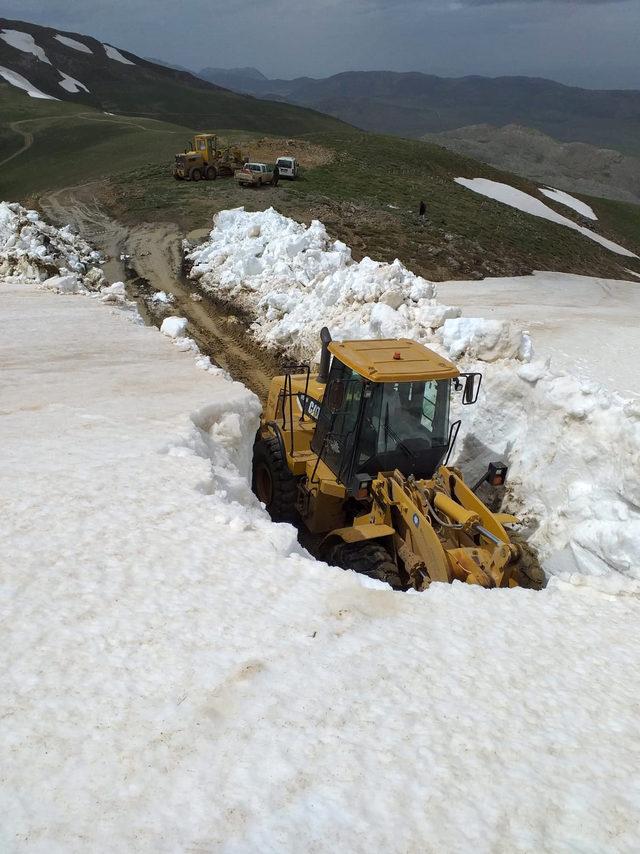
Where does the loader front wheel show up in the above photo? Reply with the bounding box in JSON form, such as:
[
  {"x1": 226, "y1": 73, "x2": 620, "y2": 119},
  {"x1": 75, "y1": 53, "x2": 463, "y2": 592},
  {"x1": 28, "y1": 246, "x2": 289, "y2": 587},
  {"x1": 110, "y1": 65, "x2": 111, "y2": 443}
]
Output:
[
  {"x1": 327, "y1": 541, "x2": 404, "y2": 590},
  {"x1": 205, "y1": 166, "x2": 217, "y2": 181},
  {"x1": 252, "y1": 437, "x2": 298, "y2": 523}
]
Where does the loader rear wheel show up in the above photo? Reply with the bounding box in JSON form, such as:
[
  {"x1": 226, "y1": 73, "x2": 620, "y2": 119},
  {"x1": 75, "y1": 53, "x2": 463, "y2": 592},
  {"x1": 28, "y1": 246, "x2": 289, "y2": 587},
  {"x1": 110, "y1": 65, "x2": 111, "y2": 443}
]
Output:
[
  {"x1": 252, "y1": 437, "x2": 298, "y2": 523},
  {"x1": 327, "y1": 541, "x2": 404, "y2": 590},
  {"x1": 191, "y1": 168, "x2": 201, "y2": 182},
  {"x1": 205, "y1": 166, "x2": 217, "y2": 180}
]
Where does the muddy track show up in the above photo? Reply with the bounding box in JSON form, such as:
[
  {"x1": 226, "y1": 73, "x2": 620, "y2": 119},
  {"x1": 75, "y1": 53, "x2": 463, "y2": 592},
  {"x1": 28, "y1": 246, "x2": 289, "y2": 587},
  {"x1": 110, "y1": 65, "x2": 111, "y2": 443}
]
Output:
[{"x1": 41, "y1": 186, "x2": 281, "y2": 399}]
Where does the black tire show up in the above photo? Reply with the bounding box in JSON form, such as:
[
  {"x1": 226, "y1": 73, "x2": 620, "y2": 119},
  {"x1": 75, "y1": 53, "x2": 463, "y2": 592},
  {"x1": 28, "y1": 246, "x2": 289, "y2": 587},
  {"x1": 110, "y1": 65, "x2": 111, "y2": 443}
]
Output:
[
  {"x1": 191, "y1": 168, "x2": 201, "y2": 182},
  {"x1": 205, "y1": 166, "x2": 217, "y2": 181},
  {"x1": 252, "y1": 437, "x2": 298, "y2": 522},
  {"x1": 326, "y1": 540, "x2": 404, "y2": 589}
]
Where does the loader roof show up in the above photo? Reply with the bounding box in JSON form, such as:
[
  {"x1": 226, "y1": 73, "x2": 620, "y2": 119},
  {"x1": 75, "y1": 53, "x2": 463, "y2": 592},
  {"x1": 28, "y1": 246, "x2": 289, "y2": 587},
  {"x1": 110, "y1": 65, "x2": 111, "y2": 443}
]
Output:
[{"x1": 329, "y1": 338, "x2": 459, "y2": 382}]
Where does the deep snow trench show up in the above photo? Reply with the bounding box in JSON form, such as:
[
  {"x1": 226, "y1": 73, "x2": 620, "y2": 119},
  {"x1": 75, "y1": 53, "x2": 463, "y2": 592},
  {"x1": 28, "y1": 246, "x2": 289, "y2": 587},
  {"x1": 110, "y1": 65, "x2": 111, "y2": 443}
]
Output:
[
  {"x1": 186, "y1": 206, "x2": 640, "y2": 590},
  {"x1": 2, "y1": 201, "x2": 640, "y2": 853}
]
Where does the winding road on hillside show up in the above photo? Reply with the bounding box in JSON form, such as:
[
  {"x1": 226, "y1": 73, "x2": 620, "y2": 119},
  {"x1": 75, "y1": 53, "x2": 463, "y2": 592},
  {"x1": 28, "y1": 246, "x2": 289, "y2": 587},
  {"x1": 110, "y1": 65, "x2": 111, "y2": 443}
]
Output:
[
  {"x1": 0, "y1": 121, "x2": 34, "y2": 168},
  {"x1": 0, "y1": 112, "x2": 183, "y2": 170}
]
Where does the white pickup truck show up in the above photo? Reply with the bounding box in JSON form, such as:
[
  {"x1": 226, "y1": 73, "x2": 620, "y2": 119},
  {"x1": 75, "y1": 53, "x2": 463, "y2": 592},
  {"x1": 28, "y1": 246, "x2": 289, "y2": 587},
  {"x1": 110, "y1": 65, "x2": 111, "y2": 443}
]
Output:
[{"x1": 235, "y1": 162, "x2": 277, "y2": 187}]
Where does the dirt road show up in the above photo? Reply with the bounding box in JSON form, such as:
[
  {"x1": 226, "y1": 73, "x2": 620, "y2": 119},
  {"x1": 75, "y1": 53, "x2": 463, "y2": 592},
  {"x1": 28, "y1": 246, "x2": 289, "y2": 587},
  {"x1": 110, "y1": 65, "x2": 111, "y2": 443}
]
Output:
[
  {"x1": 0, "y1": 122, "x2": 34, "y2": 169},
  {"x1": 41, "y1": 186, "x2": 281, "y2": 398}
]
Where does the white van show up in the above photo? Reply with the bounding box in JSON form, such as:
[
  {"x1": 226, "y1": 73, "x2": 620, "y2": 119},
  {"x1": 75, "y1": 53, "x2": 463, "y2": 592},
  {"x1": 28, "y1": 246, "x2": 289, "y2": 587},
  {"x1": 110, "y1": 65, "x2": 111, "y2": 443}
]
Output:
[{"x1": 275, "y1": 156, "x2": 299, "y2": 179}]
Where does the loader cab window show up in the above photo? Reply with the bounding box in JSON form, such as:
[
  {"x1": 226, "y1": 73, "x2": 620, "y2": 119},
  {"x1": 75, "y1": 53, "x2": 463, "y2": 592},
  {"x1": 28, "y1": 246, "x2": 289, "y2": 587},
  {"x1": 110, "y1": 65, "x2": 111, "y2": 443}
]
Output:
[
  {"x1": 311, "y1": 359, "x2": 364, "y2": 479},
  {"x1": 357, "y1": 379, "x2": 451, "y2": 480}
]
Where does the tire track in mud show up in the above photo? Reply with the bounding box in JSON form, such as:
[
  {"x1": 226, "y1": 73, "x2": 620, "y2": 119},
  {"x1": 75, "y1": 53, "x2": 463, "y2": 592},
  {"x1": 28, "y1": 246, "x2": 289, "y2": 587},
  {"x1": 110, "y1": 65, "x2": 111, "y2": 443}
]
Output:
[{"x1": 41, "y1": 187, "x2": 282, "y2": 399}]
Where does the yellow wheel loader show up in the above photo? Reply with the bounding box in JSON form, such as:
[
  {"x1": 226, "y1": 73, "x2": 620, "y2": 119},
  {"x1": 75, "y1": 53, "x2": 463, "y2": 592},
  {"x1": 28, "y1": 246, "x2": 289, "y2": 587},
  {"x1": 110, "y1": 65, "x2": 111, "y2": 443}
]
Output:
[
  {"x1": 252, "y1": 329, "x2": 545, "y2": 591},
  {"x1": 174, "y1": 133, "x2": 244, "y2": 182}
]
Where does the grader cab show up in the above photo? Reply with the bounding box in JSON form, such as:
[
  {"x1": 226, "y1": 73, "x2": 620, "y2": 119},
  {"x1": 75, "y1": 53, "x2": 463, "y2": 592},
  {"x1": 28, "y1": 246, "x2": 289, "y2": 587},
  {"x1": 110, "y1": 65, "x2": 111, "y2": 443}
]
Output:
[
  {"x1": 253, "y1": 329, "x2": 545, "y2": 591},
  {"x1": 174, "y1": 133, "x2": 244, "y2": 181}
]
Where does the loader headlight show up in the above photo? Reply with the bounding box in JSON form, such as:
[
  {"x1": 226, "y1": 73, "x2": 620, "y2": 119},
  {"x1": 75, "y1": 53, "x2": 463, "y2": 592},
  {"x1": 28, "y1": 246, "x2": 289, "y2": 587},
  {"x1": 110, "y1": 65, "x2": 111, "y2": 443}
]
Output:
[
  {"x1": 488, "y1": 461, "x2": 508, "y2": 486},
  {"x1": 350, "y1": 473, "x2": 373, "y2": 500}
]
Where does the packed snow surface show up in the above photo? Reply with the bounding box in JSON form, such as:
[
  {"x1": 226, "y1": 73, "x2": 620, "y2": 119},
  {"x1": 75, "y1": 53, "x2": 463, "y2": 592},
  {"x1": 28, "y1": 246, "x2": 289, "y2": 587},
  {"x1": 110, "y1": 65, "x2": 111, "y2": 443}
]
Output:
[
  {"x1": 188, "y1": 207, "x2": 640, "y2": 586},
  {"x1": 54, "y1": 33, "x2": 93, "y2": 53},
  {"x1": 540, "y1": 187, "x2": 598, "y2": 220},
  {"x1": 456, "y1": 177, "x2": 636, "y2": 258},
  {"x1": 438, "y1": 271, "x2": 640, "y2": 397},
  {"x1": 58, "y1": 71, "x2": 89, "y2": 94},
  {"x1": 2, "y1": 270, "x2": 640, "y2": 852},
  {"x1": 0, "y1": 64, "x2": 57, "y2": 100},
  {"x1": 0, "y1": 29, "x2": 51, "y2": 64},
  {"x1": 102, "y1": 43, "x2": 135, "y2": 65}
]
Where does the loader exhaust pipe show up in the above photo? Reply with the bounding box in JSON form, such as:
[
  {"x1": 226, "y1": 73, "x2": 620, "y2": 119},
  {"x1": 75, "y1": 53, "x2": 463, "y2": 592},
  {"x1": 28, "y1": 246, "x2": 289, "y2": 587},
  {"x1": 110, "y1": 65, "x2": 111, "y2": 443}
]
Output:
[{"x1": 317, "y1": 327, "x2": 332, "y2": 384}]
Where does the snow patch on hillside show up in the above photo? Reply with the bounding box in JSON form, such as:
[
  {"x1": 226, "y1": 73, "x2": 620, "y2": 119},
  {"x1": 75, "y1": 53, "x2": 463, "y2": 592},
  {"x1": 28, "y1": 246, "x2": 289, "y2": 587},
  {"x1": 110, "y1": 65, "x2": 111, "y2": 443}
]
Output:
[
  {"x1": 187, "y1": 207, "x2": 640, "y2": 588},
  {"x1": 102, "y1": 43, "x2": 135, "y2": 65},
  {"x1": 456, "y1": 177, "x2": 636, "y2": 258},
  {"x1": 0, "y1": 202, "x2": 104, "y2": 289},
  {"x1": 540, "y1": 187, "x2": 597, "y2": 220},
  {"x1": 0, "y1": 29, "x2": 51, "y2": 64},
  {"x1": 54, "y1": 33, "x2": 93, "y2": 54},
  {"x1": 58, "y1": 71, "x2": 89, "y2": 94},
  {"x1": 0, "y1": 65, "x2": 57, "y2": 100}
]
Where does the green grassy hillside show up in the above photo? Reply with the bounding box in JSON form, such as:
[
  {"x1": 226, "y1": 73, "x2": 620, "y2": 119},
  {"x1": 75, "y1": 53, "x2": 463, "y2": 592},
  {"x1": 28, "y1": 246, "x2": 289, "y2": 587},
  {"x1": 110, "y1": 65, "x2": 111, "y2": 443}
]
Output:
[
  {"x1": 0, "y1": 17, "x2": 347, "y2": 137},
  {"x1": 107, "y1": 129, "x2": 640, "y2": 282},
  {"x1": 0, "y1": 85, "x2": 196, "y2": 198},
  {"x1": 2, "y1": 84, "x2": 638, "y2": 284}
]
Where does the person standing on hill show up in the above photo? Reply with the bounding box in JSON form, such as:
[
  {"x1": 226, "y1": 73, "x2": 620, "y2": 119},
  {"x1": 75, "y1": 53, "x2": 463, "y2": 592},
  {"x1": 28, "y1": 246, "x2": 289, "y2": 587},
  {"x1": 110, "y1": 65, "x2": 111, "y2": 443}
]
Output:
[{"x1": 419, "y1": 200, "x2": 426, "y2": 217}]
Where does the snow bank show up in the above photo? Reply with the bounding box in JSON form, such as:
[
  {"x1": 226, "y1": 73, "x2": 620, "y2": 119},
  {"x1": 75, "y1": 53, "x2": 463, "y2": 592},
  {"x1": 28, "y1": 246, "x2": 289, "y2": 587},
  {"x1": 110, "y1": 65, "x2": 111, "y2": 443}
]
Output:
[
  {"x1": 540, "y1": 187, "x2": 597, "y2": 220},
  {"x1": 0, "y1": 29, "x2": 51, "y2": 64},
  {"x1": 456, "y1": 177, "x2": 636, "y2": 258},
  {"x1": 0, "y1": 65, "x2": 57, "y2": 100},
  {"x1": 2, "y1": 277, "x2": 640, "y2": 853},
  {"x1": 0, "y1": 201, "x2": 104, "y2": 289},
  {"x1": 102, "y1": 43, "x2": 135, "y2": 65},
  {"x1": 187, "y1": 207, "x2": 640, "y2": 587},
  {"x1": 58, "y1": 71, "x2": 89, "y2": 94},
  {"x1": 187, "y1": 207, "x2": 488, "y2": 359},
  {"x1": 54, "y1": 33, "x2": 93, "y2": 54}
]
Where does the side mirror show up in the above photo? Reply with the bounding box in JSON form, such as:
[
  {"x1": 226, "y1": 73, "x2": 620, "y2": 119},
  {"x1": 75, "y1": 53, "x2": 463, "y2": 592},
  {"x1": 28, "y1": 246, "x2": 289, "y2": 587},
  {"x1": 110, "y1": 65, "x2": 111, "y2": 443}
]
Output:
[{"x1": 462, "y1": 372, "x2": 482, "y2": 405}]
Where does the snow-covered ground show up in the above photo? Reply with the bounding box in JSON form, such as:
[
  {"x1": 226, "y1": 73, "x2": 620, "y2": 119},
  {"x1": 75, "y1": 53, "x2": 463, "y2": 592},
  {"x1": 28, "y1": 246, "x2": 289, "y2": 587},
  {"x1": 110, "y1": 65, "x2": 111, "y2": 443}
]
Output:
[
  {"x1": 58, "y1": 71, "x2": 90, "y2": 94},
  {"x1": 0, "y1": 65, "x2": 58, "y2": 100},
  {"x1": 438, "y1": 271, "x2": 640, "y2": 397},
  {"x1": 54, "y1": 33, "x2": 93, "y2": 54},
  {"x1": 187, "y1": 208, "x2": 640, "y2": 587},
  {"x1": 2, "y1": 209, "x2": 640, "y2": 852},
  {"x1": 0, "y1": 29, "x2": 51, "y2": 64},
  {"x1": 540, "y1": 187, "x2": 598, "y2": 220},
  {"x1": 455, "y1": 177, "x2": 636, "y2": 258},
  {"x1": 103, "y1": 43, "x2": 135, "y2": 65}
]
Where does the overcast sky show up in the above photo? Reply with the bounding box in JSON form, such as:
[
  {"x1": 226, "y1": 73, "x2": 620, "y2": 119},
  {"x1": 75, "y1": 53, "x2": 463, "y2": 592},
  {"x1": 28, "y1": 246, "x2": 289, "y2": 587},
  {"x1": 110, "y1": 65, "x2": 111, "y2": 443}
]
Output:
[{"x1": 3, "y1": 0, "x2": 639, "y2": 88}]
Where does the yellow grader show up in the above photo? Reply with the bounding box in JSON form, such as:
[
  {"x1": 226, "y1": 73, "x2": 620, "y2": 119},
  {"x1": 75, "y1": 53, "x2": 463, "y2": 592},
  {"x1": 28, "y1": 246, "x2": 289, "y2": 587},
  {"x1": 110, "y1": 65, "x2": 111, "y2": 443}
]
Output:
[
  {"x1": 253, "y1": 329, "x2": 545, "y2": 590},
  {"x1": 174, "y1": 133, "x2": 244, "y2": 181}
]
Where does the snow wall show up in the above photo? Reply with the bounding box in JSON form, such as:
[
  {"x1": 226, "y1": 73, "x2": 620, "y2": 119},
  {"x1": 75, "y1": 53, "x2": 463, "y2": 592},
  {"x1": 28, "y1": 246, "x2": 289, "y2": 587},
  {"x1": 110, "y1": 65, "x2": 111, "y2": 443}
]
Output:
[{"x1": 186, "y1": 207, "x2": 640, "y2": 591}]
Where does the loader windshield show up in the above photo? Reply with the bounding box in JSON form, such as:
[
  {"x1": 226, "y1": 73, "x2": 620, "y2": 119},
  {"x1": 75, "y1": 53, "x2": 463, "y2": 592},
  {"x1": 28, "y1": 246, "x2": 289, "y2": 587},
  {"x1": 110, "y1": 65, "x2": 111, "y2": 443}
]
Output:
[
  {"x1": 312, "y1": 356, "x2": 452, "y2": 483},
  {"x1": 356, "y1": 379, "x2": 451, "y2": 479}
]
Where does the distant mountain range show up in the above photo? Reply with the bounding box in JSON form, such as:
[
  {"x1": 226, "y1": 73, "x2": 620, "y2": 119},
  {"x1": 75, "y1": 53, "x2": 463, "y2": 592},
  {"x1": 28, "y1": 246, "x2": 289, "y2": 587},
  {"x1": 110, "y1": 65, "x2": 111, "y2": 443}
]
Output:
[
  {"x1": 197, "y1": 68, "x2": 640, "y2": 158},
  {"x1": 0, "y1": 20, "x2": 346, "y2": 136}
]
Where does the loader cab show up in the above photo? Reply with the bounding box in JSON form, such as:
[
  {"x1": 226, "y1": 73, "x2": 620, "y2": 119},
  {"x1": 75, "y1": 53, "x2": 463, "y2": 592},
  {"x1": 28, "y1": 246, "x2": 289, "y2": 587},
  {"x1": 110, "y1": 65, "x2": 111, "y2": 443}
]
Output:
[
  {"x1": 191, "y1": 133, "x2": 219, "y2": 163},
  {"x1": 311, "y1": 338, "x2": 465, "y2": 489}
]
